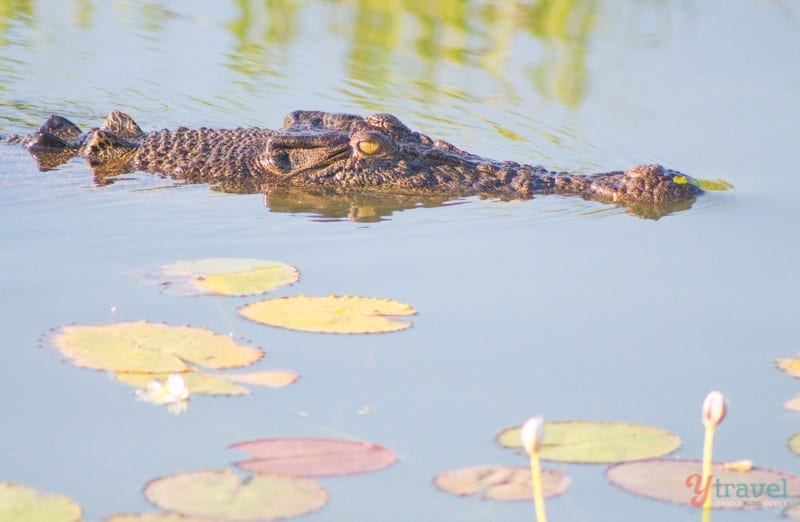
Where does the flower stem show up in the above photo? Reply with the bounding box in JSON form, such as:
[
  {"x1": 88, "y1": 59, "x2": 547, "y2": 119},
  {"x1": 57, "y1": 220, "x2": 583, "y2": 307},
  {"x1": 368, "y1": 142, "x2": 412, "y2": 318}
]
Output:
[
  {"x1": 529, "y1": 451, "x2": 547, "y2": 522},
  {"x1": 701, "y1": 424, "x2": 716, "y2": 511}
]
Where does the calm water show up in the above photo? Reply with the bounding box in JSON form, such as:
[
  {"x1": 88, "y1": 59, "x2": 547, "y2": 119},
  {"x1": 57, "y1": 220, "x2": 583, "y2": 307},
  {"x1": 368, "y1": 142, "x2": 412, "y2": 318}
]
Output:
[{"x1": 1, "y1": 1, "x2": 799, "y2": 521}]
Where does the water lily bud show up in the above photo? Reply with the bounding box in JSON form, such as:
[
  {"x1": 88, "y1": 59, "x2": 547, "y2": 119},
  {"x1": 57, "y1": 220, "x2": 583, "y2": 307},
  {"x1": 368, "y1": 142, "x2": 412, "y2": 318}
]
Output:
[
  {"x1": 721, "y1": 459, "x2": 753, "y2": 472},
  {"x1": 702, "y1": 391, "x2": 727, "y2": 428},
  {"x1": 520, "y1": 416, "x2": 545, "y2": 455}
]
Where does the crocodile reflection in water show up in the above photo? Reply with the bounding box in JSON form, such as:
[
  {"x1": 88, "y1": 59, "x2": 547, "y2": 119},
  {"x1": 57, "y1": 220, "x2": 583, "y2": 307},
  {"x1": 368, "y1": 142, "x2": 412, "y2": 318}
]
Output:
[{"x1": 18, "y1": 110, "x2": 703, "y2": 220}]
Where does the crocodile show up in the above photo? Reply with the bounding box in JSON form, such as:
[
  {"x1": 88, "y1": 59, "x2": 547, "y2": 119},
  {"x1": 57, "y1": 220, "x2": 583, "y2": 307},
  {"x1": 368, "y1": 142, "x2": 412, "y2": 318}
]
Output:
[{"x1": 17, "y1": 109, "x2": 703, "y2": 218}]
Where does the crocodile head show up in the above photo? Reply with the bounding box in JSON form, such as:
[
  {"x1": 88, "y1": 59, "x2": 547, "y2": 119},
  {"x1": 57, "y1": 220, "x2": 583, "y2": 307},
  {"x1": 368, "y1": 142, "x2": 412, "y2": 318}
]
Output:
[
  {"x1": 259, "y1": 112, "x2": 703, "y2": 214},
  {"x1": 259, "y1": 111, "x2": 494, "y2": 194}
]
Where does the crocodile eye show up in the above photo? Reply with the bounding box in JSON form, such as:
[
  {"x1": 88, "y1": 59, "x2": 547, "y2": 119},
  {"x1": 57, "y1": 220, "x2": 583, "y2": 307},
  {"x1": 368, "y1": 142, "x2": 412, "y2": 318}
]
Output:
[{"x1": 357, "y1": 140, "x2": 382, "y2": 155}]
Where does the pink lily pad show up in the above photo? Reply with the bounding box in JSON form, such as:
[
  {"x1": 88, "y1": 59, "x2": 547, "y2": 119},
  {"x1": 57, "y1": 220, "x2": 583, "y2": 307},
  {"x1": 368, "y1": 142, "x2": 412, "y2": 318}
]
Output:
[
  {"x1": 232, "y1": 438, "x2": 397, "y2": 477},
  {"x1": 606, "y1": 458, "x2": 800, "y2": 509}
]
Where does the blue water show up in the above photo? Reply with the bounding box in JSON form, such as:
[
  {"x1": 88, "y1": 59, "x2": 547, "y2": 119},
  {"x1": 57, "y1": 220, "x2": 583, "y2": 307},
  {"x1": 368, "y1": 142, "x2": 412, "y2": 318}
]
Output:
[{"x1": 1, "y1": 1, "x2": 799, "y2": 521}]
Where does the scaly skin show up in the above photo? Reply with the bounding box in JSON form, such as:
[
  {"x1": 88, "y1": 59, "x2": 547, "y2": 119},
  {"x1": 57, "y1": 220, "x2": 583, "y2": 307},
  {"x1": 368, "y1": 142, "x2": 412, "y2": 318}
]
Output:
[{"x1": 19, "y1": 110, "x2": 703, "y2": 217}]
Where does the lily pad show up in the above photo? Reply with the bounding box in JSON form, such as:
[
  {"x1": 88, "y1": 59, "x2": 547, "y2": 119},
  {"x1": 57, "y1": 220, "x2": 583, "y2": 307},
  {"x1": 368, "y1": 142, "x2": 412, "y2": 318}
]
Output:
[
  {"x1": 785, "y1": 502, "x2": 800, "y2": 518},
  {"x1": 434, "y1": 465, "x2": 569, "y2": 501},
  {"x1": 232, "y1": 438, "x2": 397, "y2": 477},
  {"x1": 0, "y1": 482, "x2": 82, "y2": 522},
  {"x1": 696, "y1": 178, "x2": 734, "y2": 191},
  {"x1": 238, "y1": 295, "x2": 416, "y2": 334},
  {"x1": 784, "y1": 397, "x2": 800, "y2": 412},
  {"x1": 159, "y1": 258, "x2": 299, "y2": 296},
  {"x1": 497, "y1": 420, "x2": 680, "y2": 463},
  {"x1": 116, "y1": 370, "x2": 249, "y2": 396},
  {"x1": 116, "y1": 369, "x2": 298, "y2": 396},
  {"x1": 51, "y1": 322, "x2": 263, "y2": 373},
  {"x1": 144, "y1": 469, "x2": 327, "y2": 521},
  {"x1": 606, "y1": 458, "x2": 800, "y2": 509},
  {"x1": 106, "y1": 514, "x2": 214, "y2": 522},
  {"x1": 778, "y1": 357, "x2": 800, "y2": 378},
  {"x1": 223, "y1": 371, "x2": 300, "y2": 388},
  {"x1": 789, "y1": 433, "x2": 800, "y2": 456}
]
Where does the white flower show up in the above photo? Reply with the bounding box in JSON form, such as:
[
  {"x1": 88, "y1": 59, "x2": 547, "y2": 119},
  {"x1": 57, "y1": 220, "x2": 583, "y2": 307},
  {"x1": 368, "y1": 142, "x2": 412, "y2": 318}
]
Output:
[{"x1": 136, "y1": 373, "x2": 190, "y2": 411}]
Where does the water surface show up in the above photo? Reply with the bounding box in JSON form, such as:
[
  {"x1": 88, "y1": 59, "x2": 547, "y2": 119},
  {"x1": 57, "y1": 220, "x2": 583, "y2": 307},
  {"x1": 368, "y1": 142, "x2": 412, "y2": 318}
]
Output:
[{"x1": 1, "y1": 1, "x2": 799, "y2": 521}]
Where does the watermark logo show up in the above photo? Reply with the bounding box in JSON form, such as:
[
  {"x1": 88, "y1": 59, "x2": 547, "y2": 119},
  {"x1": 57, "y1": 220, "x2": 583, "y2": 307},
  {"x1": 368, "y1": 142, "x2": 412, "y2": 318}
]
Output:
[{"x1": 685, "y1": 474, "x2": 789, "y2": 508}]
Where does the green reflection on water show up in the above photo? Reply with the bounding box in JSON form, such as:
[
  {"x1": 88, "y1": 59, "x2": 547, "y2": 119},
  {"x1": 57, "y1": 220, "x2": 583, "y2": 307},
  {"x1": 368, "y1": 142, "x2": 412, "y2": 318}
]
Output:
[
  {"x1": 0, "y1": 0, "x2": 32, "y2": 46},
  {"x1": 339, "y1": 0, "x2": 595, "y2": 106},
  {"x1": 225, "y1": 0, "x2": 596, "y2": 106},
  {"x1": 524, "y1": 0, "x2": 596, "y2": 106},
  {"x1": 74, "y1": 0, "x2": 93, "y2": 29},
  {"x1": 0, "y1": 0, "x2": 597, "y2": 109},
  {"x1": 139, "y1": 3, "x2": 178, "y2": 36},
  {"x1": 227, "y1": 0, "x2": 301, "y2": 78}
]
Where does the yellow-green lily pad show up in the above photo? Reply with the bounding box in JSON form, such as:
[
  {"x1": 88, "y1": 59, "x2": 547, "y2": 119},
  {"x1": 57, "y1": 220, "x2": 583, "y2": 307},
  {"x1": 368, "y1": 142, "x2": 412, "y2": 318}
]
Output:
[
  {"x1": 51, "y1": 321, "x2": 263, "y2": 373},
  {"x1": 696, "y1": 178, "x2": 734, "y2": 191},
  {"x1": 115, "y1": 370, "x2": 249, "y2": 396},
  {"x1": 606, "y1": 458, "x2": 800, "y2": 508},
  {"x1": 115, "y1": 369, "x2": 299, "y2": 396},
  {"x1": 0, "y1": 483, "x2": 82, "y2": 522},
  {"x1": 238, "y1": 295, "x2": 416, "y2": 334},
  {"x1": 144, "y1": 469, "x2": 327, "y2": 521},
  {"x1": 434, "y1": 465, "x2": 569, "y2": 501},
  {"x1": 223, "y1": 370, "x2": 299, "y2": 388},
  {"x1": 785, "y1": 397, "x2": 800, "y2": 411},
  {"x1": 159, "y1": 258, "x2": 299, "y2": 296},
  {"x1": 778, "y1": 357, "x2": 800, "y2": 378},
  {"x1": 497, "y1": 420, "x2": 680, "y2": 463},
  {"x1": 789, "y1": 433, "x2": 800, "y2": 456}
]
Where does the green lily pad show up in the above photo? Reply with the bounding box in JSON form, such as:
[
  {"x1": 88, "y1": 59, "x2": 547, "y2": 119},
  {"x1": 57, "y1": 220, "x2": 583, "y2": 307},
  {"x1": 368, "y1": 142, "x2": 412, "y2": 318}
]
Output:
[
  {"x1": 434, "y1": 465, "x2": 569, "y2": 501},
  {"x1": 0, "y1": 483, "x2": 82, "y2": 522},
  {"x1": 497, "y1": 420, "x2": 680, "y2": 463},
  {"x1": 238, "y1": 295, "x2": 416, "y2": 334},
  {"x1": 159, "y1": 258, "x2": 299, "y2": 297},
  {"x1": 232, "y1": 438, "x2": 397, "y2": 477},
  {"x1": 51, "y1": 321, "x2": 263, "y2": 373},
  {"x1": 143, "y1": 469, "x2": 327, "y2": 521},
  {"x1": 606, "y1": 458, "x2": 800, "y2": 509}
]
